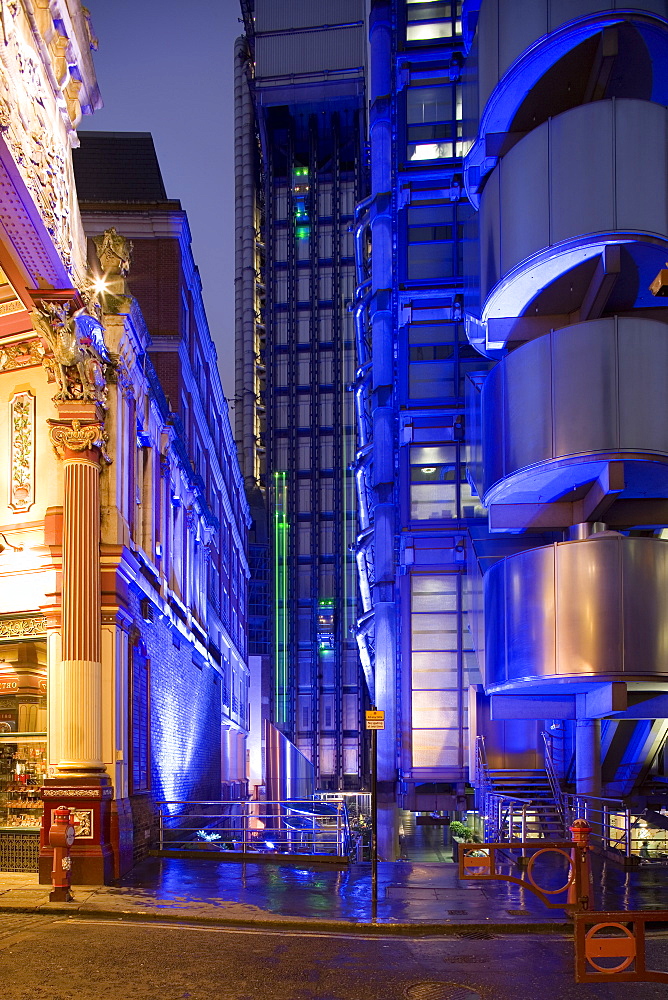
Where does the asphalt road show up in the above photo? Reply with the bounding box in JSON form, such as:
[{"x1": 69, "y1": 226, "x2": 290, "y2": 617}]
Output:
[{"x1": 0, "y1": 914, "x2": 667, "y2": 999}]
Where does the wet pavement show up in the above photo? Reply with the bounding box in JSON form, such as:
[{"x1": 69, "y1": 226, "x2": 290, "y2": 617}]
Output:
[{"x1": 0, "y1": 852, "x2": 666, "y2": 932}]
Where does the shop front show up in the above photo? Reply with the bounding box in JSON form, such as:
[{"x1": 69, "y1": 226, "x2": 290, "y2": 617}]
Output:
[{"x1": 0, "y1": 629, "x2": 48, "y2": 871}]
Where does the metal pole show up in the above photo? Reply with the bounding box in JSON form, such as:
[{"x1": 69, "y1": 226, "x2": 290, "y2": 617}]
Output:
[
  {"x1": 625, "y1": 808, "x2": 632, "y2": 859},
  {"x1": 159, "y1": 806, "x2": 163, "y2": 851},
  {"x1": 242, "y1": 801, "x2": 247, "y2": 854},
  {"x1": 371, "y1": 717, "x2": 378, "y2": 900}
]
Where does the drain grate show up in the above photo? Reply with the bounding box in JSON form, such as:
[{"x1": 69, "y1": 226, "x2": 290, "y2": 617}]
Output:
[
  {"x1": 506, "y1": 909, "x2": 532, "y2": 916},
  {"x1": 454, "y1": 930, "x2": 495, "y2": 940},
  {"x1": 404, "y1": 984, "x2": 482, "y2": 1000},
  {"x1": 443, "y1": 956, "x2": 488, "y2": 965},
  {"x1": 447, "y1": 909, "x2": 468, "y2": 915}
]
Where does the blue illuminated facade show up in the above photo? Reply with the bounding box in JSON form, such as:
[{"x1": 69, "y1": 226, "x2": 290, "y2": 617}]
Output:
[
  {"x1": 357, "y1": 0, "x2": 491, "y2": 859},
  {"x1": 235, "y1": 1, "x2": 369, "y2": 790},
  {"x1": 461, "y1": 0, "x2": 668, "y2": 825},
  {"x1": 360, "y1": 0, "x2": 668, "y2": 859}
]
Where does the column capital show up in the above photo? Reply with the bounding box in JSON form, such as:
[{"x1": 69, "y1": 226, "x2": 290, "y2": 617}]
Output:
[{"x1": 48, "y1": 401, "x2": 111, "y2": 465}]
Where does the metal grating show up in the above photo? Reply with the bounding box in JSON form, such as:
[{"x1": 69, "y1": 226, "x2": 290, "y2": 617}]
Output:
[
  {"x1": 454, "y1": 930, "x2": 495, "y2": 940},
  {"x1": 404, "y1": 985, "x2": 482, "y2": 1000},
  {"x1": 0, "y1": 832, "x2": 39, "y2": 872},
  {"x1": 506, "y1": 909, "x2": 532, "y2": 916}
]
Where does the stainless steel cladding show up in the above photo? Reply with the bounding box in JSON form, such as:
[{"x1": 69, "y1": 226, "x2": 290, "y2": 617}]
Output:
[
  {"x1": 484, "y1": 535, "x2": 668, "y2": 690},
  {"x1": 482, "y1": 317, "x2": 668, "y2": 503},
  {"x1": 264, "y1": 720, "x2": 315, "y2": 802},
  {"x1": 478, "y1": 99, "x2": 668, "y2": 310},
  {"x1": 475, "y1": 0, "x2": 668, "y2": 117}
]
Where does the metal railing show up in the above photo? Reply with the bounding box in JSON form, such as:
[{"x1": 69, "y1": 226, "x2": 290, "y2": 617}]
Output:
[
  {"x1": 156, "y1": 799, "x2": 353, "y2": 859},
  {"x1": 541, "y1": 729, "x2": 566, "y2": 821},
  {"x1": 563, "y1": 792, "x2": 634, "y2": 858}
]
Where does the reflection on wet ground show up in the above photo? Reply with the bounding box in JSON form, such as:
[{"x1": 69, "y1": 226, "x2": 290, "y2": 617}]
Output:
[{"x1": 107, "y1": 852, "x2": 668, "y2": 924}]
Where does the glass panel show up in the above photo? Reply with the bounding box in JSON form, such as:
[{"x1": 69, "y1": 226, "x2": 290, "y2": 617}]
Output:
[
  {"x1": 407, "y1": 243, "x2": 454, "y2": 280},
  {"x1": 297, "y1": 271, "x2": 310, "y2": 300},
  {"x1": 408, "y1": 141, "x2": 454, "y2": 161},
  {"x1": 407, "y1": 22, "x2": 453, "y2": 41},
  {"x1": 406, "y1": 86, "x2": 452, "y2": 125},
  {"x1": 411, "y1": 729, "x2": 459, "y2": 767},
  {"x1": 410, "y1": 483, "x2": 456, "y2": 520},
  {"x1": 297, "y1": 397, "x2": 311, "y2": 426},
  {"x1": 297, "y1": 312, "x2": 311, "y2": 344},
  {"x1": 409, "y1": 361, "x2": 456, "y2": 399}
]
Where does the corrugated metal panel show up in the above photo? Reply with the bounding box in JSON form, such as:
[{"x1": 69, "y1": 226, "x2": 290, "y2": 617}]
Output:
[
  {"x1": 255, "y1": 0, "x2": 364, "y2": 33},
  {"x1": 256, "y1": 25, "x2": 365, "y2": 78}
]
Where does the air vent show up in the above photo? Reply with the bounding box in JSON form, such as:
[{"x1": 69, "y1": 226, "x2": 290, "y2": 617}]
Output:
[{"x1": 140, "y1": 599, "x2": 155, "y2": 623}]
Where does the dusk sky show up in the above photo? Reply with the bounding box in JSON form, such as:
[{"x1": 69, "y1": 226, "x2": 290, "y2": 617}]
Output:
[{"x1": 80, "y1": 0, "x2": 243, "y2": 400}]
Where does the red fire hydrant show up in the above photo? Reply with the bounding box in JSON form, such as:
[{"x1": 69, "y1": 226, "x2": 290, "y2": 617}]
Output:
[
  {"x1": 48, "y1": 805, "x2": 75, "y2": 902},
  {"x1": 568, "y1": 817, "x2": 592, "y2": 910}
]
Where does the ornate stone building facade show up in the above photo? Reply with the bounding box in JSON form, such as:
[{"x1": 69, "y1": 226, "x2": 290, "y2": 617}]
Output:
[{"x1": 0, "y1": 6, "x2": 249, "y2": 880}]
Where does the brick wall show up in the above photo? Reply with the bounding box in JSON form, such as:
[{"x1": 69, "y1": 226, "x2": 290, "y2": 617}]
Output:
[
  {"x1": 125, "y1": 589, "x2": 222, "y2": 860},
  {"x1": 127, "y1": 240, "x2": 181, "y2": 335}
]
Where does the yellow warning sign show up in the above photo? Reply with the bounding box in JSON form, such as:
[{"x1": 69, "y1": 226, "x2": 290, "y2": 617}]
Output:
[{"x1": 366, "y1": 710, "x2": 385, "y2": 730}]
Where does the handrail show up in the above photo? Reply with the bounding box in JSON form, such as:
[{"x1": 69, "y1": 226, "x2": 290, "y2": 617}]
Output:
[
  {"x1": 155, "y1": 799, "x2": 353, "y2": 859},
  {"x1": 541, "y1": 730, "x2": 566, "y2": 820}
]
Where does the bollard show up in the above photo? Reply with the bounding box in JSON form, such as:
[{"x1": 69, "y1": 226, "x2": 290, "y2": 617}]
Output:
[
  {"x1": 48, "y1": 804, "x2": 75, "y2": 902},
  {"x1": 568, "y1": 818, "x2": 592, "y2": 911}
]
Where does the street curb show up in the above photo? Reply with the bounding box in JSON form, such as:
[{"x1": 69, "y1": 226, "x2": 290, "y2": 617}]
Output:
[{"x1": 0, "y1": 900, "x2": 574, "y2": 935}]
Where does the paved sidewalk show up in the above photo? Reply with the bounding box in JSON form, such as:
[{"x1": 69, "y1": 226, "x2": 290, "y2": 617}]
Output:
[{"x1": 0, "y1": 855, "x2": 664, "y2": 934}]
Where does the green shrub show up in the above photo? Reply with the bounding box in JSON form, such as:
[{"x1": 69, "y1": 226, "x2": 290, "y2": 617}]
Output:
[{"x1": 449, "y1": 820, "x2": 479, "y2": 842}]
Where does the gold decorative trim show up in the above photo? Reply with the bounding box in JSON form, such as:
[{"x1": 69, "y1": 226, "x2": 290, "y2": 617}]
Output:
[
  {"x1": 48, "y1": 418, "x2": 111, "y2": 465},
  {"x1": 0, "y1": 616, "x2": 47, "y2": 641}
]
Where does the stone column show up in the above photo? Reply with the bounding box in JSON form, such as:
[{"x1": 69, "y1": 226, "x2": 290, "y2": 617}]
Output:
[{"x1": 49, "y1": 403, "x2": 108, "y2": 774}]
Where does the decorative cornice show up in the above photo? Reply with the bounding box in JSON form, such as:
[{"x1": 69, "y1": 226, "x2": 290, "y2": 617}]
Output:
[{"x1": 0, "y1": 615, "x2": 47, "y2": 640}]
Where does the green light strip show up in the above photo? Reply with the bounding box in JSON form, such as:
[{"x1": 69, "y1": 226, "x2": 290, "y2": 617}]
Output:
[{"x1": 274, "y1": 471, "x2": 289, "y2": 725}]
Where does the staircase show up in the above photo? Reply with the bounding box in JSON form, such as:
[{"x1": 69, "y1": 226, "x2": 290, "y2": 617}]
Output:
[{"x1": 484, "y1": 768, "x2": 565, "y2": 842}]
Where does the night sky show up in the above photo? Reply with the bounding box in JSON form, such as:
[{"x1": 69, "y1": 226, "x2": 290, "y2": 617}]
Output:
[{"x1": 80, "y1": 0, "x2": 243, "y2": 400}]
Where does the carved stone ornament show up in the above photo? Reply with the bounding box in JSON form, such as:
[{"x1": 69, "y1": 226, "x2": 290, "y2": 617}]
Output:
[
  {"x1": 32, "y1": 301, "x2": 111, "y2": 406},
  {"x1": 9, "y1": 390, "x2": 34, "y2": 511},
  {"x1": 92, "y1": 228, "x2": 133, "y2": 277},
  {"x1": 48, "y1": 418, "x2": 111, "y2": 465}
]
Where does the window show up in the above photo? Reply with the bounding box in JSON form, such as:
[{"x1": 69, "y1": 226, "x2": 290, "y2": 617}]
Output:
[
  {"x1": 410, "y1": 444, "x2": 457, "y2": 520},
  {"x1": 274, "y1": 312, "x2": 288, "y2": 345},
  {"x1": 275, "y1": 228, "x2": 288, "y2": 261},
  {"x1": 319, "y1": 225, "x2": 333, "y2": 259},
  {"x1": 319, "y1": 269, "x2": 333, "y2": 300},
  {"x1": 405, "y1": 84, "x2": 467, "y2": 161},
  {"x1": 275, "y1": 186, "x2": 288, "y2": 220},
  {"x1": 319, "y1": 352, "x2": 334, "y2": 385},
  {"x1": 297, "y1": 396, "x2": 311, "y2": 426},
  {"x1": 319, "y1": 435, "x2": 334, "y2": 469},
  {"x1": 297, "y1": 312, "x2": 311, "y2": 343},
  {"x1": 297, "y1": 438, "x2": 311, "y2": 470},
  {"x1": 318, "y1": 183, "x2": 332, "y2": 217},
  {"x1": 410, "y1": 574, "x2": 461, "y2": 768},
  {"x1": 275, "y1": 354, "x2": 289, "y2": 388},
  {"x1": 319, "y1": 394, "x2": 334, "y2": 426},
  {"x1": 297, "y1": 355, "x2": 310, "y2": 385},
  {"x1": 275, "y1": 269, "x2": 288, "y2": 302},
  {"x1": 319, "y1": 308, "x2": 333, "y2": 343},
  {"x1": 406, "y1": 0, "x2": 462, "y2": 42},
  {"x1": 319, "y1": 520, "x2": 334, "y2": 556},
  {"x1": 130, "y1": 645, "x2": 150, "y2": 793},
  {"x1": 320, "y1": 478, "x2": 334, "y2": 511},
  {"x1": 297, "y1": 270, "x2": 310, "y2": 300}
]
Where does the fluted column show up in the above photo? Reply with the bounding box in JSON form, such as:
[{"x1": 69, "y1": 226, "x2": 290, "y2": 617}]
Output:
[{"x1": 49, "y1": 403, "x2": 110, "y2": 775}]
